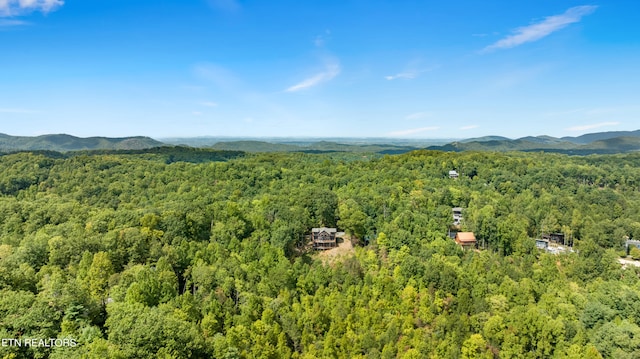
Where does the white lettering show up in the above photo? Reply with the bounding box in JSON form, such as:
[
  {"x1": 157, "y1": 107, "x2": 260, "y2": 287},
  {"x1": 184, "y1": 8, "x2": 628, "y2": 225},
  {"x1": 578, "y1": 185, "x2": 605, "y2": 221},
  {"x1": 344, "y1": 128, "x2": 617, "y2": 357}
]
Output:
[{"x1": 2, "y1": 338, "x2": 77, "y2": 347}]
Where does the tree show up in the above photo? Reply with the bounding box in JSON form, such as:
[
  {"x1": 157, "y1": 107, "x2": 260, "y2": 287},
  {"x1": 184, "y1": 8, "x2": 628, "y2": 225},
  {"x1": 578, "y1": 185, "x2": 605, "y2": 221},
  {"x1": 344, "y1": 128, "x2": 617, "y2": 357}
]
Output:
[
  {"x1": 461, "y1": 334, "x2": 492, "y2": 359},
  {"x1": 88, "y1": 252, "x2": 114, "y2": 305},
  {"x1": 338, "y1": 199, "x2": 367, "y2": 240}
]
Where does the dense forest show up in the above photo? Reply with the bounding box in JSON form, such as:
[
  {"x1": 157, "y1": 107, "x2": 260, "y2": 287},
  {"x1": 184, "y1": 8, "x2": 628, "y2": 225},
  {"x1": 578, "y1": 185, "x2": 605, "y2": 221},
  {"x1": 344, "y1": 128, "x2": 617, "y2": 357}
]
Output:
[{"x1": 1, "y1": 148, "x2": 640, "y2": 358}]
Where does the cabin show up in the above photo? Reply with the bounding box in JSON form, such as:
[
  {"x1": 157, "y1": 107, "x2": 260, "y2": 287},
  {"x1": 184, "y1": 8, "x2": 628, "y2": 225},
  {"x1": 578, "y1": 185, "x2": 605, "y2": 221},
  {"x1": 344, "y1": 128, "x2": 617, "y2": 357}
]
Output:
[
  {"x1": 312, "y1": 227, "x2": 338, "y2": 250},
  {"x1": 535, "y1": 239, "x2": 549, "y2": 249},
  {"x1": 626, "y1": 240, "x2": 640, "y2": 255},
  {"x1": 452, "y1": 207, "x2": 463, "y2": 226},
  {"x1": 542, "y1": 233, "x2": 567, "y2": 246},
  {"x1": 455, "y1": 232, "x2": 476, "y2": 250},
  {"x1": 449, "y1": 170, "x2": 459, "y2": 179}
]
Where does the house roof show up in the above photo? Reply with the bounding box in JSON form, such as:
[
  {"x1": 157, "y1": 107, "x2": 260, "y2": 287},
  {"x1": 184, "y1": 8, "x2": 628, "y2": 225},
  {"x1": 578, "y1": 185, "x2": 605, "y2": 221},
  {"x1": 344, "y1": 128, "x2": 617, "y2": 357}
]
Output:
[
  {"x1": 312, "y1": 227, "x2": 337, "y2": 233},
  {"x1": 456, "y1": 232, "x2": 476, "y2": 243}
]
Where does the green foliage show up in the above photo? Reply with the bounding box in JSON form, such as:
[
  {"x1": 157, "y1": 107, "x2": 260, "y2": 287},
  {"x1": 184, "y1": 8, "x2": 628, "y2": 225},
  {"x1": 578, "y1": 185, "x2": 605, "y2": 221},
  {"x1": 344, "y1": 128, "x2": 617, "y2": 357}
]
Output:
[
  {"x1": 87, "y1": 252, "x2": 114, "y2": 304},
  {"x1": 0, "y1": 149, "x2": 639, "y2": 357}
]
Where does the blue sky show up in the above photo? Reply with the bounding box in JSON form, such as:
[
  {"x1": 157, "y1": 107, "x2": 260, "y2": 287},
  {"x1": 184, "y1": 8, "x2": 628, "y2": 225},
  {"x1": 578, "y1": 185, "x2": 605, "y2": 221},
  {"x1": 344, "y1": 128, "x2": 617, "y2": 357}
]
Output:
[{"x1": 0, "y1": 0, "x2": 638, "y2": 139}]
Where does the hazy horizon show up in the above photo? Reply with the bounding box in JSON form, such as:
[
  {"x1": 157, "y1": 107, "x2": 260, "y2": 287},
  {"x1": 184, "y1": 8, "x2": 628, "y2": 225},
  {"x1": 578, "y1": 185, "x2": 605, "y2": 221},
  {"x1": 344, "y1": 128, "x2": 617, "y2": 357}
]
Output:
[{"x1": 1, "y1": 1, "x2": 639, "y2": 139}]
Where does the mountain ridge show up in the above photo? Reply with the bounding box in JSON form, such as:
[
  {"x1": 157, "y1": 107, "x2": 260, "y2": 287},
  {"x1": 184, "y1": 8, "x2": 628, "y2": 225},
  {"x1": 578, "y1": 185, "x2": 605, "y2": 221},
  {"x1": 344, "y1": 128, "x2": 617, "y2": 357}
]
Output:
[
  {"x1": 0, "y1": 133, "x2": 163, "y2": 152},
  {"x1": 1, "y1": 129, "x2": 639, "y2": 154}
]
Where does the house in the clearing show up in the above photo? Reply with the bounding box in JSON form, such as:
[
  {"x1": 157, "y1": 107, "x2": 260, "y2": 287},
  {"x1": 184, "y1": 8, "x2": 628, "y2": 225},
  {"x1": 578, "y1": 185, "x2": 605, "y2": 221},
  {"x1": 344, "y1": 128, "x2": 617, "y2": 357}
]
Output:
[
  {"x1": 542, "y1": 233, "x2": 568, "y2": 246},
  {"x1": 449, "y1": 170, "x2": 459, "y2": 179},
  {"x1": 312, "y1": 227, "x2": 338, "y2": 250},
  {"x1": 535, "y1": 239, "x2": 549, "y2": 249},
  {"x1": 455, "y1": 232, "x2": 477, "y2": 250},
  {"x1": 626, "y1": 240, "x2": 640, "y2": 255},
  {"x1": 452, "y1": 207, "x2": 463, "y2": 226}
]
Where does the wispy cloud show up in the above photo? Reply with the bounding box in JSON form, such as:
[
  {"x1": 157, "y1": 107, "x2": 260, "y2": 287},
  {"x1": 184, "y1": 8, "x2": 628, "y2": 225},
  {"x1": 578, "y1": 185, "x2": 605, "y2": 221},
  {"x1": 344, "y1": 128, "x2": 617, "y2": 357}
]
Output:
[
  {"x1": 0, "y1": 19, "x2": 29, "y2": 26},
  {"x1": 566, "y1": 121, "x2": 620, "y2": 132},
  {"x1": 483, "y1": 64, "x2": 550, "y2": 91},
  {"x1": 0, "y1": 0, "x2": 65, "y2": 17},
  {"x1": 460, "y1": 125, "x2": 479, "y2": 130},
  {"x1": 206, "y1": 0, "x2": 240, "y2": 12},
  {"x1": 388, "y1": 126, "x2": 440, "y2": 136},
  {"x1": 192, "y1": 111, "x2": 203, "y2": 116},
  {"x1": 385, "y1": 71, "x2": 420, "y2": 81},
  {"x1": 483, "y1": 5, "x2": 597, "y2": 52},
  {"x1": 405, "y1": 112, "x2": 432, "y2": 120},
  {"x1": 200, "y1": 101, "x2": 218, "y2": 107},
  {"x1": 194, "y1": 63, "x2": 242, "y2": 90},
  {"x1": 285, "y1": 58, "x2": 340, "y2": 92},
  {"x1": 385, "y1": 62, "x2": 438, "y2": 81},
  {"x1": 193, "y1": 62, "x2": 297, "y2": 125},
  {"x1": 314, "y1": 29, "x2": 331, "y2": 47}
]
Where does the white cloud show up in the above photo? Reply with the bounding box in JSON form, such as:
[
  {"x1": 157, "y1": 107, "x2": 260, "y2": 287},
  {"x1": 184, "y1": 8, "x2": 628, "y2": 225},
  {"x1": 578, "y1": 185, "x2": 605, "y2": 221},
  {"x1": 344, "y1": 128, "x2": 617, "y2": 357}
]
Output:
[
  {"x1": 388, "y1": 126, "x2": 440, "y2": 136},
  {"x1": 385, "y1": 64, "x2": 438, "y2": 81},
  {"x1": 385, "y1": 71, "x2": 419, "y2": 81},
  {"x1": 314, "y1": 30, "x2": 331, "y2": 47},
  {"x1": 460, "y1": 125, "x2": 479, "y2": 130},
  {"x1": 566, "y1": 121, "x2": 620, "y2": 131},
  {"x1": 483, "y1": 5, "x2": 597, "y2": 52},
  {"x1": 285, "y1": 59, "x2": 340, "y2": 92},
  {"x1": 405, "y1": 112, "x2": 431, "y2": 120},
  {"x1": 192, "y1": 111, "x2": 203, "y2": 116},
  {"x1": 200, "y1": 101, "x2": 218, "y2": 107},
  {"x1": 0, "y1": 18, "x2": 28, "y2": 26},
  {"x1": 0, "y1": 0, "x2": 64, "y2": 16}
]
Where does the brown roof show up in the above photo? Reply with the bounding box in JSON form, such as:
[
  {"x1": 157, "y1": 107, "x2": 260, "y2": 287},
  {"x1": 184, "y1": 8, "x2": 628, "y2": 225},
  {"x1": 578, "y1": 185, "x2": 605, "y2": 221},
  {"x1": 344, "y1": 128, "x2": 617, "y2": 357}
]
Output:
[{"x1": 456, "y1": 232, "x2": 476, "y2": 243}]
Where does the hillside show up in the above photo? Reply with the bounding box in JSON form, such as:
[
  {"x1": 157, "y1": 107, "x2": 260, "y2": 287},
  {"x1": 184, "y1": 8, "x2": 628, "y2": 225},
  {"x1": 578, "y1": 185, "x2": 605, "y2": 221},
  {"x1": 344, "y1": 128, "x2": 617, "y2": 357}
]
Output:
[
  {"x1": 4, "y1": 129, "x2": 640, "y2": 155},
  {"x1": 209, "y1": 141, "x2": 304, "y2": 152},
  {"x1": 562, "y1": 130, "x2": 640, "y2": 144},
  {"x1": 166, "y1": 129, "x2": 640, "y2": 155},
  {"x1": 209, "y1": 140, "x2": 419, "y2": 154},
  {"x1": 0, "y1": 149, "x2": 639, "y2": 358},
  {"x1": 580, "y1": 136, "x2": 640, "y2": 152},
  {"x1": 459, "y1": 135, "x2": 512, "y2": 143},
  {"x1": 427, "y1": 131, "x2": 640, "y2": 154},
  {"x1": 0, "y1": 133, "x2": 164, "y2": 152}
]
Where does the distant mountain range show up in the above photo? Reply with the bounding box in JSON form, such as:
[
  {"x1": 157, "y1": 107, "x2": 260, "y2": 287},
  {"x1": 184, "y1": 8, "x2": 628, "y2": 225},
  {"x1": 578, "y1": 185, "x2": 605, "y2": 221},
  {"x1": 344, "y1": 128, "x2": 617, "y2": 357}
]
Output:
[
  {"x1": 1, "y1": 130, "x2": 639, "y2": 155},
  {"x1": 207, "y1": 140, "x2": 418, "y2": 154},
  {"x1": 0, "y1": 133, "x2": 163, "y2": 152},
  {"x1": 562, "y1": 130, "x2": 640, "y2": 144},
  {"x1": 204, "y1": 130, "x2": 640, "y2": 155},
  {"x1": 430, "y1": 130, "x2": 640, "y2": 154}
]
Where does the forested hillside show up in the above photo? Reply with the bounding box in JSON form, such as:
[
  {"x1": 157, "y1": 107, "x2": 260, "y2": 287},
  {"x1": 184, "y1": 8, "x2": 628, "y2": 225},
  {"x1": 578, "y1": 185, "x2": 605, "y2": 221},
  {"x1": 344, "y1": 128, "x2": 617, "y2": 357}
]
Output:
[
  {"x1": 1, "y1": 149, "x2": 640, "y2": 358},
  {"x1": 0, "y1": 134, "x2": 163, "y2": 152}
]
